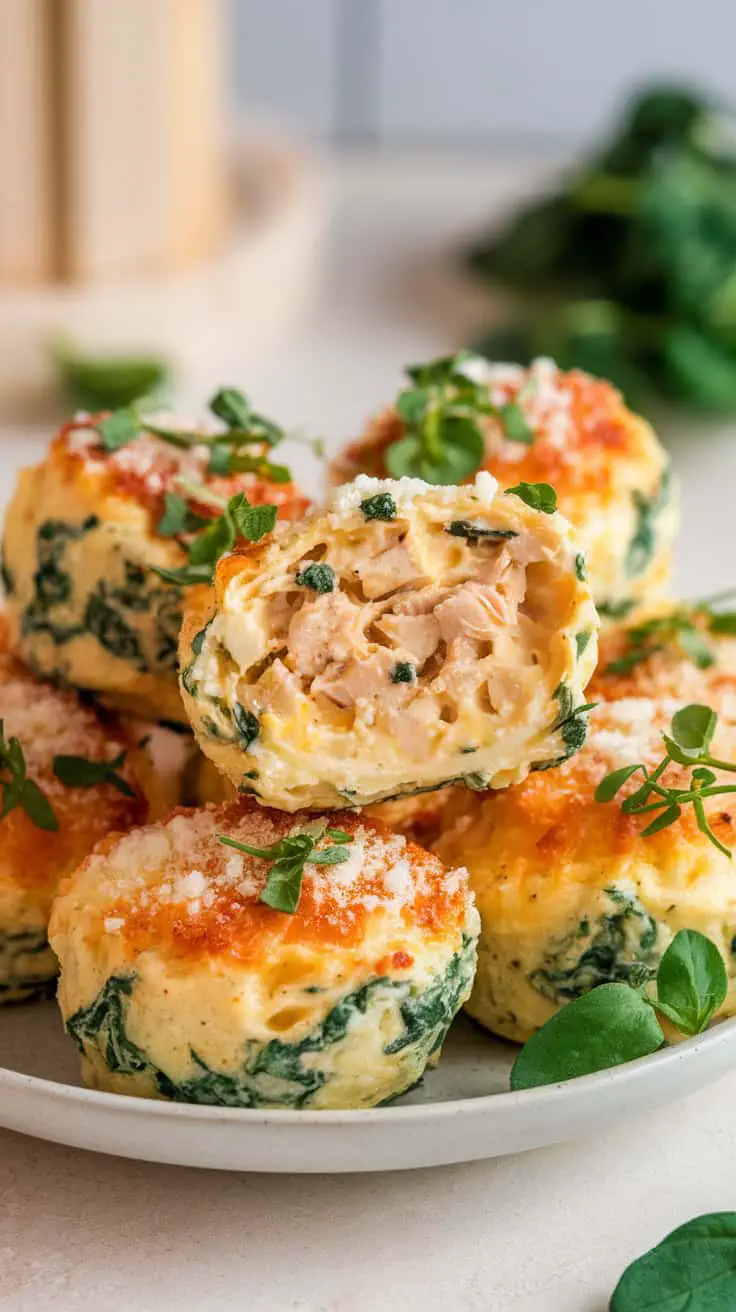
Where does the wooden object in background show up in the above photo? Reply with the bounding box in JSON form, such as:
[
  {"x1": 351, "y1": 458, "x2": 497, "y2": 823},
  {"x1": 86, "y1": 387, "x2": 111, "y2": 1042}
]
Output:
[{"x1": 0, "y1": 0, "x2": 227, "y2": 285}]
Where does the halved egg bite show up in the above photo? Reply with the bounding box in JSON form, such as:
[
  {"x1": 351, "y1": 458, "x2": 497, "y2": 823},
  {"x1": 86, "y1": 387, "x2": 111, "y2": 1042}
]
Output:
[
  {"x1": 330, "y1": 358, "x2": 677, "y2": 620},
  {"x1": 0, "y1": 613, "x2": 146, "y2": 1003},
  {"x1": 433, "y1": 696, "x2": 736, "y2": 1043},
  {"x1": 2, "y1": 411, "x2": 309, "y2": 723},
  {"x1": 180, "y1": 472, "x2": 598, "y2": 812},
  {"x1": 50, "y1": 802, "x2": 478, "y2": 1109}
]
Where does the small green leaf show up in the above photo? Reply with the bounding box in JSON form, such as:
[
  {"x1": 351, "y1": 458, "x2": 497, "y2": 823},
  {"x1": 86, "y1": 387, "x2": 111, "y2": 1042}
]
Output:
[
  {"x1": 156, "y1": 493, "x2": 207, "y2": 538},
  {"x1": 611, "y1": 1212, "x2": 736, "y2": 1312},
  {"x1": 499, "y1": 401, "x2": 534, "y2": 444},
  {"x1": 209, "y1": 387, "x2": 251, "y2": 430},
  {"x1": 208, "y1": 442, "x2": 233, "y2": 476},
  {"x1": 709, "y1": 612, "x2": 736, "y2": 635},
  {"x1": 325, "y1": 828, "x2": 352, "y2": 843},
  {"x1": 20, "y1": 778, "x2": 60, "y2": 831},
  {"x1": 575, "y1": 553, "x2": 587, "y2": 581},
  {"x1": 654, "y1": 928, "x2": 728, "y2": 1036},
  {"x1": 594, "y1": 764, "x2": 642, "y2": 803},
  {"x1": 53, "y1": 752, "x2": 137, "y2": 799},
  {"x1": 575, "y1": 631, "x2": 591, "y2": 659},
  {"x1": 295, "y1": 562, "x2": 335, "y2": 593},
  {"x1": 96, "y1": 409, "x2": 140, "y2": 451},
  {"x1": 505, "y1": 482, "x2": 558, "y2": 514},
  {"x1": 640, "y1": 803, "x2": 682, "y2": 837},
  {"x1": 360, "y1": 493, "x2": 397, "y2": 521},
  {"x1": 260, "y1": 856, "x2": 307, "y2": 914},
  {"x1": 308, "y1": 847, "x2": 351, "y2": 866},
  {"x1": 510, "y1": 983, "x2": 664, "y2": 1091},
  {"x1": 232, "y1": 500, "x2": 278, "y2": 543},
  {"x1": 670, "y1": 703, "x2": 717, "y2": 757}
]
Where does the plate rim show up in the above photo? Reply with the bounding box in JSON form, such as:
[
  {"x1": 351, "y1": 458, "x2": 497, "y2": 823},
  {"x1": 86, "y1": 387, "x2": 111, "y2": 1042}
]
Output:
[{"x1": 2, "y1": 1013, "x2": 734, "y2": 1126}]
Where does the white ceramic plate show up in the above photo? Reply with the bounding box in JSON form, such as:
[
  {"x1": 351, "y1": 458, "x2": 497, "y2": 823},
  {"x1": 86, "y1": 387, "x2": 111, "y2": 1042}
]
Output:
[{"x1": 1, "y1": 1000, "x2": 735, "y2": 1172}]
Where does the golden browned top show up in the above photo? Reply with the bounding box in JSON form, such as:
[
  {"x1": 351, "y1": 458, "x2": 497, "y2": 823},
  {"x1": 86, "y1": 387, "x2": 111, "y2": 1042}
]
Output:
[
  {"x1": 591, "y1": 606, "x2": 736, "y2": 706},
  {"x1": 331, "y1": 362, "x2": 663, "y2": 504},
  {"x1": 50, "y1": 414, "x2": 310, "y2": 534},
  {"x1": 0, "y1": 620, "x2": 147, "y2": 894},
  {"x1": 64, "y1": 801, "x2": 470, "y2": 969}
]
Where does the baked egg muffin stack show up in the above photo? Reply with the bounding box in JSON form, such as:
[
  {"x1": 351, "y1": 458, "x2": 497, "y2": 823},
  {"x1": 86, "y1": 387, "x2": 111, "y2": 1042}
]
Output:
[{"x1": 4, "y1": 353, "x2": 730, "y2": 1110}]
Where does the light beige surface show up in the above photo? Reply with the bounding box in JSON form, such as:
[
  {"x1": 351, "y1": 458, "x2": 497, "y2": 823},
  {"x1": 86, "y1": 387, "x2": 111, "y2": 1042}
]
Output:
[{"x1": 2, "y1": 148, "x2": 736, "y2": 1311}]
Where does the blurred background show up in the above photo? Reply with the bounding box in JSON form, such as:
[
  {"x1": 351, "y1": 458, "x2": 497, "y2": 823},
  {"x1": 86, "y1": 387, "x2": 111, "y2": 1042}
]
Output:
[{"x1": 3, "y1": 0, "x2": 736, "y2": 532}]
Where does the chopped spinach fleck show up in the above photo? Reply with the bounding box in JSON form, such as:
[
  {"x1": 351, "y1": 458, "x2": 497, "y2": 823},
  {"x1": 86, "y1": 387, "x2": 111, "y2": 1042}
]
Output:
[
  {"x1": 295, "y1": 562, "x2": 335, "y2": 593},
  {"x1": 575, "y1": 553, "x2": 587, "y2": 581},
  {"x1": 626, "y1": 467, "x2": 671, "y2": 578},
  {"x1": 0, "y1": 929, "x2": 56, "y2": 1002},
  {"x1": 391, "y1": 662, "x2": 416, "y2": 684},
  {"x1": 446, "y1": 520, "x2": 518, "y2": 545},
  {"x1": 576, "y1": 630, "x2": 592, "y2": 659},
  {"x1": 360, "y1": 492, "x2": 397, "y2": 521},
  {"x1": 530, "y1": 886, "x2": 661, "y2": 1002}
]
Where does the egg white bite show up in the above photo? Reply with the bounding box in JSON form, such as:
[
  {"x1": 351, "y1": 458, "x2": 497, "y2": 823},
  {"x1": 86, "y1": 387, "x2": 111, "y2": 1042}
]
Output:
[
  {"x1": 0, "y1": 613, "x2": 147, "y2": 1003},
  {"x1": 50, "y1": 802, "x2": 479, "y2": 1109},
  {"x1": 1, "y1": 412, "x2": 309, "y2": 724},
  {"x1": 180, "y1": 471, "x2": 598, "y2": 812},
  {"x1": 433, "y1": 695, "x2": 736, "y2": 1043},
  {"x1": 589, "y1": 599, "x2": 736, "y2": 707},
  {"x1": 330, "y1": 358, "x2": 677, "y2": 621}
]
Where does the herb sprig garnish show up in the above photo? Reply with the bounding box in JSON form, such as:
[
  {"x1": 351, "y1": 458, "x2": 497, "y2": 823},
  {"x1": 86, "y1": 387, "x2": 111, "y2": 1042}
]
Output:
[
  {"x1": 153, "y1": 487, "x2": 277, "y2": 587},
  {"x1": 93, "y1": 387, "x2": 296, "y2": 483},
  {"x1": 218, "y1": 826, "x2": 354, "y2": 914},
  {"x1": 595, "y1": 702, "x2": 736, "y2": 856},
  {"x1": 385, "y1": 351, "x2": 535, "y2": 484},
  {"x1": 53, "y1": 751, "x2": 136, "y2": 799},
  {"x1": 511, "y1": 926, "x2": 728, "y2": 1091},
  {"x1": 604, "y1": 590, "x2": 736, "y2": 675},
  {"x1": 0, "y1": 722, "x2": 58, "y2": 831}
]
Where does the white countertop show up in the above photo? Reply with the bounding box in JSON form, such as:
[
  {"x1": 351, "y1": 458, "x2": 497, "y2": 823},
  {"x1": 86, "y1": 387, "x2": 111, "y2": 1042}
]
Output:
[{"x1": 2, "y1": 150, "x2": 736, "y2": 1312}]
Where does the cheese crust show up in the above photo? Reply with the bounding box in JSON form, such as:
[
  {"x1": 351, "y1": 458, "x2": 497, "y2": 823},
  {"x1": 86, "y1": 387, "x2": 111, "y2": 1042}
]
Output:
[
  {"x1": 2, "y1": 415, "x2": 309, "y2": 722},
  {"x1": 180, "y1": 473, "x2": 598, "y2": 811},
  {"x1": 0, "y1": 613, "x2": 147, "y2": 1002},
  {"x1": 330, "y1": 359, "x2": 678, "y2": 619},
  {"x1": 433, "y1": 694, "x2": 736, "y2": 1042},
  {"x1": 50, "y1": 802, "x2": 479, "y2": 1109}
]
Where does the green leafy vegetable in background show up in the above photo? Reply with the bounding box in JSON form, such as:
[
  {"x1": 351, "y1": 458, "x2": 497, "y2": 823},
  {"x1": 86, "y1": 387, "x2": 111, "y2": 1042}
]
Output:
[
  {"x1": 511, "y1": 927, "x2": 727, "y2": 1091},
  {"x1": 611, "y1": 1213, "x2": 736, "y2": 1310},
  {"x1": 218, "y1": 826, "x2": 354, "y2": 914},
  {"x1": 0, "y1": 722, "x2": 58, "y2": 831},
  {"x1": 467, "y1": 84, "x2": 736, "y2": 414},
  {"x1": 595, "y1": 702, "x2": 736, "y2": 856},
  {"x1": 53, "y1": 342, "x2": 169, "y2": 411}
]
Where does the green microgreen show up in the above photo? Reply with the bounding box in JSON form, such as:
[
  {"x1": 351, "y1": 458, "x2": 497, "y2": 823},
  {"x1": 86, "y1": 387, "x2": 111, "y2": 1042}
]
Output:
[
  {"x1": 505, "y1": 482, "x2": 558, "y2": 513},
  {"x1": 383, "y1": 351, "x2": 537, "y2": 485},
  {"x1": 511, "y1": 927, "x2": 727, "y2": 1092},
  {"x1": 217, "y1": 826, "x2": 354, "y2": 914},
  {"x1": 156, "y1": 492, "x2": 209, "y2": 539},
  {"x1": 595, "y1": 702, "x2": 736, "y2": 857},
  {"x1": 605, "y1": 590, "x2": 736, "y2": 676},
  {"x1": 153, "y1": 489, "x2": 277, "y2": 587},
  {"x1": 52, "y1": 750, "x2": 137, "y2": 799},
  {"x1": 295, "y1": 562, "x2": 335, "y2": 593},
  {"x1": 0, "y1": 721, "x2": 58, "y2": 831}
]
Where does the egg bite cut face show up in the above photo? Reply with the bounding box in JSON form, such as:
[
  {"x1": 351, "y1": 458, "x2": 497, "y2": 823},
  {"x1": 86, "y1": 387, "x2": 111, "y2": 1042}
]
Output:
[
  {"x1": 330, "y1": 358, "x2": 678, "y2": 620},
  {"x1": 179, "y1": 472, "x2": 598, "y2": 812},
  {"x1": 50, "y1": 802, "x2": 479, "y2": 1110},
  {"x1": 1, "y1": 413, "x2": 309, "y2": 723},
  {"x1": 0, "y1": 613, "x2": 147, "y2": 1003},
  {"x1": 433, "y1": 695, "x2": 736, "y2": 1044}
]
